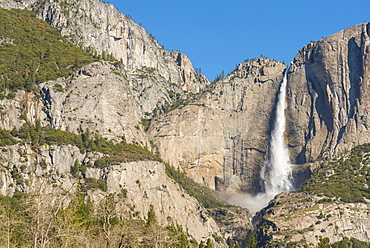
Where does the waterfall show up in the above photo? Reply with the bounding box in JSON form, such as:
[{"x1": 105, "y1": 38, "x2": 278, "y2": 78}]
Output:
[
  {"x1": 227, "y1": 69, "x2": 294, "y2": 215},
  {"x1": 261, "y1": 69, "x2": 293, "y2": 198}
]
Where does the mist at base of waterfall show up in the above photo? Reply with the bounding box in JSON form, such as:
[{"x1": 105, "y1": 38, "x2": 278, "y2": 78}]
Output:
[{"x1": 226, "y1": 192, "x2": 276, "y2": 216}]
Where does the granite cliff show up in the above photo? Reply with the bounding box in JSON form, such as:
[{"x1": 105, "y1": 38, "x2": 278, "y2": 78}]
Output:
[
  {"x1": 255, "y1": 192, "x2": 370, "y2": 247},
  {"x1": 287, "y1": 22, "x2": 370, "y2": 164},
  {"x1": 149, "y1": 58, "x2": 286, "y2": 193},
  {"x1": 0, "y1": 46, "x2": 250, "y2": 248}
]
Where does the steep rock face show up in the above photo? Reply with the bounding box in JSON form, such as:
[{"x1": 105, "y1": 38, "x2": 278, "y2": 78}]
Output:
[
  {"x1": 0, "y1": 91, "x2": 40, "y2": 130},
  {"x1": 0, "y1": 144, "x2": 85, "y2": 196},
  {"x1": 40, "y1": 62, "x2": 148, "y2": 144},
  {"x1": 0, "y1": 62, "x2": 145, "y2": 144},
  {"x1": 149, "y1": 58, "x2": 286, "y2": 193},
  {"x1": 255, "y1": 193, "x2": 370, "y2": 247},
  {"x1": 105, "y1": 161, "x2": 223, "y2": 243},
  {"x1": 104, "y1": 161, "x2": 255, "y2": 246},
  {"x1": 0, "y1": 0, "x2": 37, "y2": 9},
  {"x1": 287, "y1": 22, "x2": 370, "y2": 163}
]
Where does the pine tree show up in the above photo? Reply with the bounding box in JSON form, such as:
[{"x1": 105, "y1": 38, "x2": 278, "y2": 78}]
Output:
[
  {"x1": 246, "y1": 231, "x2": 257, "y2": 248},
  {"x1": 146, "y1": 205, "x2": 156, "y2": 226}
]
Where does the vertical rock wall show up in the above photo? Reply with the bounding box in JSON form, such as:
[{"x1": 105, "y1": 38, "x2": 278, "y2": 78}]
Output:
[
  {"x1": 287, "y1": 22, "x2": 370, "y2": 164},
  {"x1": 149, "y1": 58, "x2": 286, "y2": 193}
]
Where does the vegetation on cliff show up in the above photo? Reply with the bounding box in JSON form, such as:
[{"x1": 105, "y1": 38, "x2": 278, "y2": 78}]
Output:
[
  {"x1": 299, "y1": 143, "x2": 370, "y2": 203},
  {"x1": 0, "y1": 122, "x2": 222, "y2": 247},
  {"x1": 0, "y1": 7, "x2": 96, "y2": 94},
  {"x1": 8, "y1": 121, "x2": 158, "y2": 163},
  {"x1": 165, "y1": 162, "x2": 230, "y2": 209},
  {"x1": 330, "y1": 237, "x2": 370, "y2": 248}
]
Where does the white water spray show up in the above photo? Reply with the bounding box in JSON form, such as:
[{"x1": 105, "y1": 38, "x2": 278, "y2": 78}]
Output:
[
  {"x1": 229, "y1": 70, "x2": 294, "y2": 215},
  {"x1": 260, "y1": 69, "x2": 293, "y2": 197}
]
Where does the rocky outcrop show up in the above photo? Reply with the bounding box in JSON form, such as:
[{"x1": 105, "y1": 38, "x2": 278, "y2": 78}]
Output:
[
  {"x1": 40, "y1": 62, "x2": 148, "y2": 144},
  {"x1": 254, "y1": 193, "x2": 370, "y2": 247},
  {"x1": 0, "y1": 144, "x2": 83, "y2": 196},
  {"x1": 0, "y1": 62, "x2": 143, "y2": 145},
  {"x1": 208, "y1": 207, "x2": 252, "y2": 244},
  {"x1": 0, "y1": 0, "x2": 37, "y2": 9},
  {"x1": 287, "y1": 22, "x2": 370, "y2": 164},
  {"x1": 105, "y1": 161, "x2": 223, "y2": 243},
  {"x1": 0, "y1": 91, "x2": 37, "y2": 130},
  {"x1": 0, "y1": 142, "x2": 230, "y2": 244},
  {"x1": 149, "y1": 58, "x2": 286, "y2": 193}
]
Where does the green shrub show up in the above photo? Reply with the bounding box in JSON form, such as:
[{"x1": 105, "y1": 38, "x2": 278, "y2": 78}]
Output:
[
  {"x1": 53, "y1": 84, "x2": 65, "y2": 92},
  {"x1": 331, "y1": 237, "x2": 370, "y2": 248},
  {"x1": 71, "y1": 159, "x2": 86, "y2": 178},
  {"x1": 12, "y1": 122, "x2": 83, "y2": 148},
  {"x1": 11, "y1": 167, "x2": 23, "y2": 184},
  {"x1": 0, "y1": 128, "x2": 18, "y2": 146},
  {"x1": 83, "y1": 178, "x2": 107, "y2": 192}
]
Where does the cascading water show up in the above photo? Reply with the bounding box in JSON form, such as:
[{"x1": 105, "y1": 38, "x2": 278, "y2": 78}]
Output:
[{"x1": 260, "y1": 69, "x2": 293, "y2": 199}]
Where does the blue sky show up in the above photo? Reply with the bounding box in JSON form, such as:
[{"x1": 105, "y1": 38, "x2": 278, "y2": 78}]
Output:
[{"x1": 106, "y1": 0, "x2": 369, "y2": 80}]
